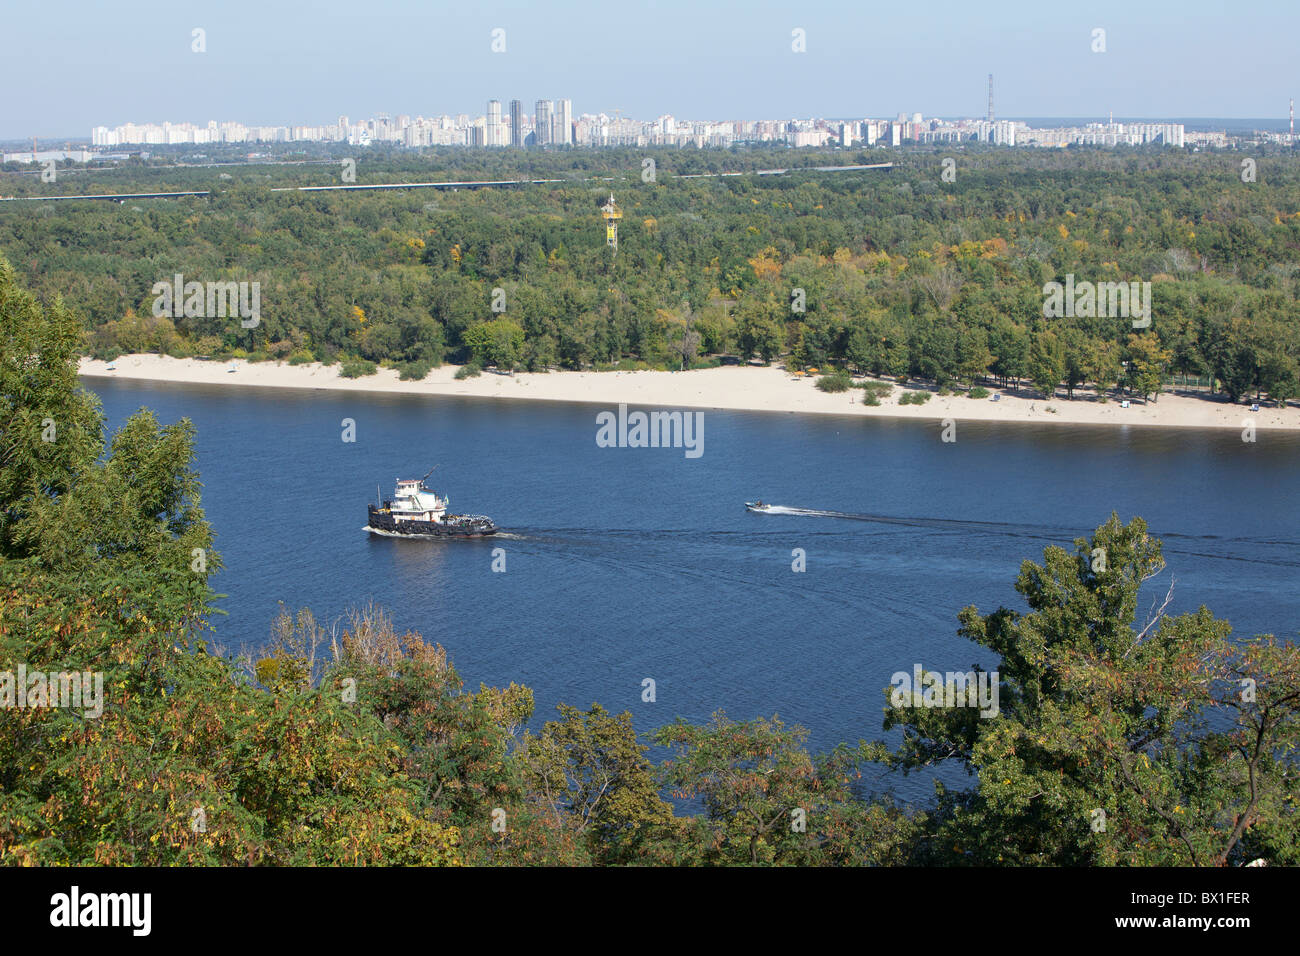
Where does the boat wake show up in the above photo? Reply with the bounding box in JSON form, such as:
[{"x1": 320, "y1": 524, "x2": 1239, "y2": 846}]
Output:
[
  {"x1": 744, "y1": 508, "x2": 1300, "y2": 567},
  {"x1": 752, "y1": 505, "x2": 1115, "y2": 541},
  {"x1": 364, "y1": 525, "x2": 409, "y2": 539},
  {"x1": 751, "y1": 505, "x2": 898, "y2": 522},
  {"x1": 754, "y1": 505, "x2": 840, "y2": 518}
]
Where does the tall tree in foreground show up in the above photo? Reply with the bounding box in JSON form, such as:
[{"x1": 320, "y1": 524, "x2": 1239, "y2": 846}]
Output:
[
  {"x1": 0, "y1": 257, "x2": 105, "y2": 560},
  {"x1": 655, "y1": 713, "x2": 921, "y2": 866},
  {"x1": 0, "y1": 260, "x2": 461, "y2": 865},
  {"x1": 521, "y1": 703, "x2": 676, "y2": 865},
  {"x1": 878, "y1": 514, "x2": 1299, "y2": 865}
]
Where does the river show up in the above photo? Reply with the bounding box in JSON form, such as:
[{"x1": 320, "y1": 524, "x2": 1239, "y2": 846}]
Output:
[{"x1": 87, "y1": 377, "x2": 1300, "y2": 799}]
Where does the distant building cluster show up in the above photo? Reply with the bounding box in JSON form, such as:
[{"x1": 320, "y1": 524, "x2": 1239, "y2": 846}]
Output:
[
  {"x1": 903, "y1": 116, "x2": 1184, "y2": 147},
  {"x1": 1021, "y1": 121, "x2": 1186, "y2": 147},
  {"x1": 1245, "y1": 127, "x2": 1298, "y2": 146},
  {"x1": 90, "y1": 100, "x2": 576, "y2": 149},
  {"x1": 1186, "y1": 130, "x2": 1231, "y2": 148},
  {"x1": 78, "y1": 106, "x2": 1245, "y2": 154}
]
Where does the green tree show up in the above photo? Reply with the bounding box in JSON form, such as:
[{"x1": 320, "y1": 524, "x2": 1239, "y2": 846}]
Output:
[
  {"x1": 956, "y1": 328, "x2": 994, "y2": 387},
  {"x1": 462, "y1": 318, "x2": 525, "y2": 371},
  {"x1": 1083, "y1": 337, "x2": 1122, "y2": 397},
  {"x1": 0, "y1": 261, "x2": 461, "y2": 866},
  {"x1": 1258, "y1": 349, "x2": 1299, "y2": 406},
  {"x1": 1060, "y1": 327, "x2": 1089, "y2": 399},
  {"x1": 989, "y1": 319, "x2": 1030, "y2": 388},
  {"x1": 0, "y1": 258, "x2": 104, "y2": 558},
  {"x1": 521, "y1": 703, "x2": 675, "y2": 864},
  {"x1": 1028, "y1": 329, "x2": 1066, "y2": 399},
  {"x1": 1125, "y1": 332, "x2": 1170, "y2": 403},
  {"x1": 878, "y1": 514, "x2": 1300, "y2": 866},
  {"x1": 736, "y1": 295, "x2": 783, "y2": 364},
  {"x1": 655, "y1": 713, "x2": 920, "y2": 866},
  {"x1": 1204, "y1": 316, "x2": 1257, "y2": 402}
]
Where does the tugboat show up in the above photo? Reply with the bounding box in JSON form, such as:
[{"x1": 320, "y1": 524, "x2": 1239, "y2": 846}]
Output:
[{"x1": 367, "y1": 469, "x2": 497, "y2": 538}]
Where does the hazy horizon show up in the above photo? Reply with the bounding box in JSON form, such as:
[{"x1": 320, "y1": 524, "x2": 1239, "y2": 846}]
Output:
[
  {"x1": 4, "y1": 0, "x2": 1299, "y2": 140},
  {"x1": 9, "y1": 118, "x2": 1291, "y2": 149}
]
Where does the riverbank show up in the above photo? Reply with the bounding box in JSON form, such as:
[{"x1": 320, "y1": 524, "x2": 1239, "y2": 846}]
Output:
[{"x1": 77, "y1": 354, "x2": 1300, "y2": 431}]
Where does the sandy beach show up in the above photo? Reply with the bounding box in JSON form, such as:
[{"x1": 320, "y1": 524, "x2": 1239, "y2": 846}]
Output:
[{"x1": 78, "y1": 354, "x2": 1300, "y2": 432}]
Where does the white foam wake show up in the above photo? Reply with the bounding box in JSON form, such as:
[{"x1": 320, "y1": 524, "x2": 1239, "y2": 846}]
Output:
[{"x1": 755, "y1": 505, "x2": 842, "y2": 518}]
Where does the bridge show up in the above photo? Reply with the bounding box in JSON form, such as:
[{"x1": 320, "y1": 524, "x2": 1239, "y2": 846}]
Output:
[
  {"x1": 0, "y1": 163, "x2": 893, "y2": 203},
  {"x1": 0, "y1": 190, "x2": 210, "y2": 202},
  {"x1": 676, "y1": 162, "x2": 894, "y2": 178},
  {"x1": 270, "y1": 179, "x2": 567, "y2": 194}
]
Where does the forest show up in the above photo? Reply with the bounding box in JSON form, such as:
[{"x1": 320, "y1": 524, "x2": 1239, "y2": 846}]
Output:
[
  {"x1": 2, "y1": 259, "x2": 1298, "y2": 866},
  {"x1": 3, "y1": 143, "x2": 1300, "y2": 403}
]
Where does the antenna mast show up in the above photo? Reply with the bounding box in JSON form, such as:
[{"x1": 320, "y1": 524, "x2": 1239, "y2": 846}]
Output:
[{"x1": 601, "y1": 193, "x2": 622, "y2": 257}]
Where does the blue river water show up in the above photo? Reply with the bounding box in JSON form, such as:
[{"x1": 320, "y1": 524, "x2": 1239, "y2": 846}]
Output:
[{"x1": 85, "y1": 377, "x2": 1300, "y2": 800}]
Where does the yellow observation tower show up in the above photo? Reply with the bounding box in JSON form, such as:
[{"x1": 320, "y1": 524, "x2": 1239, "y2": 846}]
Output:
[{"x1": 601, "y1": 193, "x2": 622, "y2": 255}]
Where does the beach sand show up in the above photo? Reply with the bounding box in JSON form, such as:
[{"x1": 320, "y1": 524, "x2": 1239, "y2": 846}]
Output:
[{"x1": 78, "y1": 355, "x2": 1300, "y2": 432}]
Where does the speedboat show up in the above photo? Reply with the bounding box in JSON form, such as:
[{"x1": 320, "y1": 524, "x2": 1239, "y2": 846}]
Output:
[{"x1": 746, "y1": 500, "x2": 772, "y2": 513}]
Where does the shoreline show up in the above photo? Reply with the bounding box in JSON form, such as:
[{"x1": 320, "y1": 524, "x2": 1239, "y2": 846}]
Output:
[{"x1": 77, "y1": 355, "x2": 1300, "y2": 432}]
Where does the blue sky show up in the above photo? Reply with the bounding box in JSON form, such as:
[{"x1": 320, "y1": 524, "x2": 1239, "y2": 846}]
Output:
[{"x1": 3, "y1": 0, "x2": 1296, "y2": 139}]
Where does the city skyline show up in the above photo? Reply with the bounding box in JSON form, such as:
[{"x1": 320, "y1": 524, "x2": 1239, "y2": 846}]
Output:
[
  {"x1": 4, "y1": 0, "x2": 1299, "y2": 140},
  {"x1": 8, "y1": 91, "x2": 1294, "y2": 164},
  {"x1": 77, "y1": 107, "x2": 1206, "y2": 152}
]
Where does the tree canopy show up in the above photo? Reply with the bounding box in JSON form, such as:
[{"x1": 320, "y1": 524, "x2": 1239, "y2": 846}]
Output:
[
  {"x1": 5, "y1": 145, "x2": 1300, "y2": 402},
  {"x1": 2, "y1": 155, "x2": 1297, "y2": 865}
]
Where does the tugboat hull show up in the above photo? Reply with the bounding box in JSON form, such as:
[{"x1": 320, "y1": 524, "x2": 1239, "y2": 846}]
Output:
[{"x1": 366, "y1": 504, "x2": 497, "y2": 538}]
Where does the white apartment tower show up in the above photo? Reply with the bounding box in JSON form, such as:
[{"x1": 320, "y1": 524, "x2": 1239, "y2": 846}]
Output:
[
  {"x1": 554, "y1": 98, "x2": 573, "y2": 145},
  {"x1": 486, "y1": 100, "x2": 504, "y2": 146}
]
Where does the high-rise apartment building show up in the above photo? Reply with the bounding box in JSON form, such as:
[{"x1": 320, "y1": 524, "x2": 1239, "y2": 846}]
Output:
[
  {"x1": 509, "y1": 99, "x2": 523, "y2": 147},
  {"x1": 486, "y1": 100, "x2": 503, "y2": 146},
  {"x1": 535, "y1": 100, "x2": 553, "y2": 146},
  {"x1": 554, "y1": 98, "x2": 573, "y2": 145}
]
